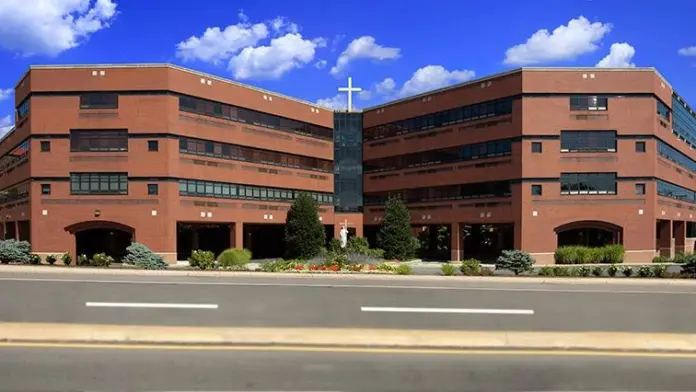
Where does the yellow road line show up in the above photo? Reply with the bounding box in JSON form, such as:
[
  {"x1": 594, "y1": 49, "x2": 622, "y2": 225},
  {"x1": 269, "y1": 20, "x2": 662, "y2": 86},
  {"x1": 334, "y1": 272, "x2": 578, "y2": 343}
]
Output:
[{"x1": 2, "y1": 341, "x2": 696, "y2": 358}]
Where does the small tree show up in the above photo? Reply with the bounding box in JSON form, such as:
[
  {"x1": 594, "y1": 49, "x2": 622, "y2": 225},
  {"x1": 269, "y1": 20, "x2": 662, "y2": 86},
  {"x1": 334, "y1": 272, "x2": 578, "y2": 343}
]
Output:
[
  {"x1": 378, "y1": 196, "x2": 417, "y2": 260},
  {"x1": 285, "y1": 192, "x2": 325, "y2": 259}
]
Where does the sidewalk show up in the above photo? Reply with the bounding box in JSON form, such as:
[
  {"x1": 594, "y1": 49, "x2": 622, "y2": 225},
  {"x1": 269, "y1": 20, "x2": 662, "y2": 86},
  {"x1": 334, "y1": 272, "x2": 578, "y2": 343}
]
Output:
[
  {"x1": 2, "y1": 264, "x2": 696, "y2": 286},
  {"x1": 2, "y1": 322, "x2": 696, "y2": 353}
]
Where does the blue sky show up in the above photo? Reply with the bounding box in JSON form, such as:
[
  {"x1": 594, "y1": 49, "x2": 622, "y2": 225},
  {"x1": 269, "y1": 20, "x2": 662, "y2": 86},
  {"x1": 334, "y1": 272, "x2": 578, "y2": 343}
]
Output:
[{"x1": 0, "y1": 0, "x2": 695, "y2": 133}]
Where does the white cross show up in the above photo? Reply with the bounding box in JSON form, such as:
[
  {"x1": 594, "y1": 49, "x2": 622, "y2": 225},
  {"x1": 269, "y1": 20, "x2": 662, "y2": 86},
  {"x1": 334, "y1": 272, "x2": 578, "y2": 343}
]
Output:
[{"x1": 338, "y1": 77, "x2": 362, "y2": 112}]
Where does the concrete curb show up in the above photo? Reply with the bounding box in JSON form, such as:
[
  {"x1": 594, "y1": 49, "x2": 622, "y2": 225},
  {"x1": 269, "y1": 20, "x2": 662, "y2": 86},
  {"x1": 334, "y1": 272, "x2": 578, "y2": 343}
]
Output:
[
  {"x1": 2, "y1": 264, "x2": 696, "y2": 286},
  {"x1": 2, "y1": 323, "x2": 696, "y2": 352}
]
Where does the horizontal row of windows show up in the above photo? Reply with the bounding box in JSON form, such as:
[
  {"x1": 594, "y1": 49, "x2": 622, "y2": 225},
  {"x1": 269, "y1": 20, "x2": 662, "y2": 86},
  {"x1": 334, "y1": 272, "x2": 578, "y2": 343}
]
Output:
[
  {"x1": 657, "y1": 100, "x2": 671, "y2": 120},
  {"x1": 560, "y1": 173, "x2": 617, "y2": 195},
  {"x1": 658, "y1": 180, "x2": 696, "y2": 203},
  {"x1": 672, "y1": 94, "x2": 696, "y2": 148},
  {"x1": 363, "y1": 139, "x2": 512, "y2": 173},
  {"x1": 179, "y1": 179, "x2": 334, "y2": 204},
  {"x1": 16, "y1": 99, "x2": 29, "y2": 121},
  {"x1": 364, "y1": 98, "x2": 513, "y2": 141},
  {"x1": 70, "y1": 173, "x2": 128, "y2": 195},
  {"x1": 179, "y1": 137, "x2": 332, "y2": 173},
  {"x1": 560, "y1": 131, "x2": 616, "y2": 152},
  {"x1": 658, "y1": 140, "x2": 696, "y2": 173},
  {"x1": 179, "y1": 95, "x2": 332, "y2": 140},
  {"x1": 70, "y1": 130, "x2": 128, "y2": 152},
  {"x1": 364, "y1": 180, "x2": 511, "y2": 205},
  {"x1": 80, "y1": 93, "x2": 119, "y2": 110},
  {"x1": 569, "y1": 95, "x2": 608, "y2": 111},
  {"x1": 0, "y1": 140, "x2": 29, "y2": 173},
  {"x1": 0, "y1": 181, "x2": 29, "y2": 204}
]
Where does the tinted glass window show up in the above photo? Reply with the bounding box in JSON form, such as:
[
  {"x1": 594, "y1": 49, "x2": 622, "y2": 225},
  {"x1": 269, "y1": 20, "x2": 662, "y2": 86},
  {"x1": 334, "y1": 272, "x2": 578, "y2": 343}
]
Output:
[
  {"x1": 364, "y1": 98, "x2": 514, "y2": 140},
  {"x1": 178, "y1": 95, "x2": 332, "y2": 140},
  {"x1": 70, "y1": 130, "x2": 128, "y2": 152},
  {"x1": 70, "y1": 173, "x2": 128, "y2": 195},
  {"x1": 560, "y1": 131, "x2": 616, "y2": 152},
  {"x1": 560, "y1": 173, "x2": 617, "y2": 195}
]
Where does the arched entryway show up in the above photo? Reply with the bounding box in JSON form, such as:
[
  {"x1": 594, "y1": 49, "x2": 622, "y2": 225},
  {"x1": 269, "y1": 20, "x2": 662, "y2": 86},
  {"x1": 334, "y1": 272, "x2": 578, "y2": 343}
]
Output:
[
  {"x1": 555, "y1": 220, "x2": 623, "y2": 247},
  {"x1": 65, "y1": 221, "x2": 135, "y2": 262}
]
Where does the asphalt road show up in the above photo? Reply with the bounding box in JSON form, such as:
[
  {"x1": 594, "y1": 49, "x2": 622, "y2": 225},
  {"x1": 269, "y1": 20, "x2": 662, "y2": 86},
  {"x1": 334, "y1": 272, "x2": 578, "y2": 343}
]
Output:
[
  {"x1": 1, "y1": 272, "x2": 696, "y2": 332},
  {"x1": 1, "y1": 345, "x2": 695, "y2": 391}
]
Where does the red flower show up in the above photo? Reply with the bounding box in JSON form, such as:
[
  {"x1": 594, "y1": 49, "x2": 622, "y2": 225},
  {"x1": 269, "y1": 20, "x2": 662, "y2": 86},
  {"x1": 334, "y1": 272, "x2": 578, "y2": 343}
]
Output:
[
  {"x1": 295, "y1": 264, "x2": 304, "y2": 270},
  {"x1": 330, "y1": 265, "x2": 339, "y2": 271},
  {"x1": 369, "y1": 265, "x2": 376, "y2": 271}
]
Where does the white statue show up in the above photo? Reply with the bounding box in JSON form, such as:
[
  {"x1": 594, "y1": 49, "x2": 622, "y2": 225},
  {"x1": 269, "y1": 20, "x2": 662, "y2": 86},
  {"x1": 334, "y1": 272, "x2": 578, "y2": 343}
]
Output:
[{"x1": 339, "y1": 225, "x2": 348, "y2": 248}]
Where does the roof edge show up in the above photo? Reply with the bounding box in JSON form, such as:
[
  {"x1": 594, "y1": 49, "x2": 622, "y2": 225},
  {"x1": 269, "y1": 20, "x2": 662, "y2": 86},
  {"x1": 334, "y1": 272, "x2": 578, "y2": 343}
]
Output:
[
  {"x1": 17, "y1": 63, "x2": 329, "y2": 110},
  {"x1": 364, "y1": 67, "x2": 672, "y2": 112}
]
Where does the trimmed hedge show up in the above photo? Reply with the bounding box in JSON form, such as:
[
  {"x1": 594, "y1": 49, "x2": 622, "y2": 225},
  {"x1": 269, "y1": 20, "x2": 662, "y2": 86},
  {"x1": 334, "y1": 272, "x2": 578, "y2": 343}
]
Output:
[
  {"x1": 554, "y1": 244, "x2": 624, "y2": 264},
  {"x1": 217, "y1": 248, "x2": 252, "y2": 270}
]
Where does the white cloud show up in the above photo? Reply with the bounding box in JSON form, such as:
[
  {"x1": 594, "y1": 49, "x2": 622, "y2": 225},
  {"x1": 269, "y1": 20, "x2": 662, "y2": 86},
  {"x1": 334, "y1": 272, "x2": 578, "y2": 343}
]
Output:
[
  {"x1": 314, "y1": 59, "x2": 327, "y2": 69},
  {"x1": 678, "y1": 46, "x2": 696, "y2": 57},
  {"x1": 503, "y1": 16, "x2": 612, "y2": 66},
  {"x1": 596, "y1": 42, "x2": 636, "y2": 68},
  {"x1": 228, "y1": 33, "x2": 321, "y2": 80},
  {"x1": 0, "y1": 88, "x2": 12, "y2": 101},
  {"x1": 270, "y1": 17, "x2": 299, "y2": 35},
  {"x1": 398, "y1": 65, "x2": 475, "y2": 97},
  {"x1": 176, "y1": 13, "x2": 325, "y2": 80},
  {"x1": 176, "y1": 16, "x2": 269, "y2": 64},
  {"x1": 315, "y1": 94, "x2": 347, "y2": 110},
  {"x1": 330, "y1": 36, "x2": 401, "y2": 76},
  {"x1": 0, "y1": 115, "x2": 13, "y2": 136},
  {"x1": 358, "y1": 78, "x2": 396, "y2": 101},
  {"x1": 0, "y1": 0, "x2": 118, "y2": 57}
]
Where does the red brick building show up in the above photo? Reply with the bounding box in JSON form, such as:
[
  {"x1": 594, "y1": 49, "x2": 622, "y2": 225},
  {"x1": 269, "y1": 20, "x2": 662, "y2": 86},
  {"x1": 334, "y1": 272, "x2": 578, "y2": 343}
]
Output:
[{"x1": 1, "y1": 64, "x2": 694, "y2": 264}]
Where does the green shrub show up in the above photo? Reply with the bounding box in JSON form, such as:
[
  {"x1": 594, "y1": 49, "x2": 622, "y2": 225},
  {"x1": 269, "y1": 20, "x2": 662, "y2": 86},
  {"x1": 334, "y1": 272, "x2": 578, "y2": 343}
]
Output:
[
  {"x1": 672, "y1": 252, "x2": 687, "y2": 263},
  {"x1": 378, "y1": 197, "x2": 417, "y2": 261},
  {"x1": 189, "y1": 250, "x2": 215, "y2": 270},
  {"x1": 45, "y1": 254, "x2": 57, "y2": 265},
  {"x1": 653, "y1": 255, "x2": 669, "y2": 264},
  {"x1": 61, "y1": 252, "x2": 72, "y2": 266},
  {"x1": 440, "y1": 263, "x2": 457, "y2": 276},
  {"x1": 123, "y1": 242, "x2": 167, "y2": 270},
  {"x1": 328, "y1": 238, "x2": 342, "y2": 253},
  {"x1": 554, "y1": 246, "x2": 576, "y2": 264},
  {"x1": 591, "y1": 266, "x2": 603, "y2": 277},
  {"x1": 217, "y1": 248, "x2": 252, "y2": 270},
  {"x1": 538, "y1": 266, "x2": 554, "y2": 276},
  {"x1": 637, "y1": 266, "x2": 653, "y2": 278},
  {"x1": 262, "y1": 259, "x2": 301, "y2": 272},
  {"x1": 577, "y1": 266, "x2": 591, "y2": 277},
  {"x1": 395, "y1": 264, "x2": 412, "y2": 275},
  {"x1": 28, "y1": 253, "x2": 41, "y2": 265},
  {"x1": 553, "y1": 266, "x2": 569, "y2": 276},
  {"x1": 460, "y1": 259, "x2": 481, "y2": 276},
  {"x1": 495, "y1": 250, "x2": 534, "y2": 275},
  {"x1": 607, "y1": 264, "x2": 619, "y2": 277},
  {"x1": 681, "y1": 255, "x2": 696, "y2": 277},
  {"x1": 324, "y1": 252, "x2": 349, "y2": 269},
  {"x1": 0, "y1": 239, "x2": 31, "y2": 264},
  {"x1": 554, "y1": 245, "x2": 624, "y2": 264},
  {"x1": 651, "y1": 264, "x2": 667, "y2": 278},
  {"x1": 77, "y1": 254, "x2": 90, "y2": 266},
  {"x1": 284, "y1": 192, "x2": 325, "y2": 260},
  {"x1": 602, "y1": 245, "x2": 625, "y2": 264},
  {"x1": 622, "y1": 266, "x2": 634, "y2": 277},
  {"x1": 92, "y1": 253, "x2": 113, "y2": 267}
]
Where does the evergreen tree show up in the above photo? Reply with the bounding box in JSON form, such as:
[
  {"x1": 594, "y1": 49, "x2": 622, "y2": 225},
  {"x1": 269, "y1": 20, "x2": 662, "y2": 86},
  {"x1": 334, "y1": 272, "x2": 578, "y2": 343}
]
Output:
[
  {"x1": 378, "y1": 196, "x2": 417, "y2": 260},
  {"x1": 284, "y1": 192, "x2": 325, "y2": 259}
]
